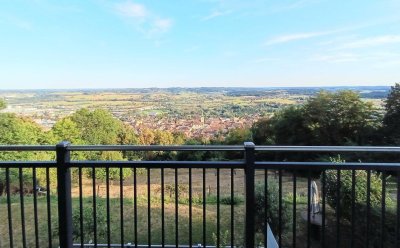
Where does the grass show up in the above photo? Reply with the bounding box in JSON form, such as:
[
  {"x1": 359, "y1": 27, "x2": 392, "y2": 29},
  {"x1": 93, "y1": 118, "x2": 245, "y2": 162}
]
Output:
[
  {"x1": 1, "y1": 169, "x2": 397, "y2": 248},
  {"x1": 0, "y1": 194, "x2": 245, "y2": 247}
]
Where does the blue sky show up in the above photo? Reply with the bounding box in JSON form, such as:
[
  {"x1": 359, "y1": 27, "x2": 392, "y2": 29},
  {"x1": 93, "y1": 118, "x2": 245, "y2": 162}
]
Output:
[{"x1": 0, "y1": 0, "x2": 399, "y2": 89}]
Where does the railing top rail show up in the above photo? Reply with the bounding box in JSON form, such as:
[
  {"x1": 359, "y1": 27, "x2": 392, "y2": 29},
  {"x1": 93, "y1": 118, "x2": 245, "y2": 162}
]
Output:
[
  {"x1": 67, "y1": 145, "x2": 244, "y2": 151},
  {"x1": 255, "y1": 145, "x2": 400, "y2": 152},
  {"x1": 0, "y1": 145, "x2": 56, "y2": 151},
  {"x1": 1, "y1": 144, "x2": 400, "y2": 152}
]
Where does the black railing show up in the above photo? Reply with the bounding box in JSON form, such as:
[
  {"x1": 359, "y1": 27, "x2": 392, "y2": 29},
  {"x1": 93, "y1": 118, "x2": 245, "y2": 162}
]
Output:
[{"x1": 0, "y1": 142, "x2": 400, "y2": 248}]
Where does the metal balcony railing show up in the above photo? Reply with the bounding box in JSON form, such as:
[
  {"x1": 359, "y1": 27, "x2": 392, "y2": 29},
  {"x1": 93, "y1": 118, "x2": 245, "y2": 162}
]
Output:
[{"x1": 0, "y1": 142, "x2": 400, "y2": 248}]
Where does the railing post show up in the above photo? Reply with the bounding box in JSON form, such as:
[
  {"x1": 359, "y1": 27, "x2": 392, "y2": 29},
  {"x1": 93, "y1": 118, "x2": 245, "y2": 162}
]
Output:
[
  {"x1": 56, "y1": 141, "x2": 73, "y2": 248},
  {"x1": 244, "y1": 142, "x2": 255, "y2": 248}
]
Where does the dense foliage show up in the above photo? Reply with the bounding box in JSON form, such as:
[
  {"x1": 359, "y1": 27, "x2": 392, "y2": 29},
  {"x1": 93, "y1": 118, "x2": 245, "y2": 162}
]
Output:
[
  {"x1": 252, "y1": 91, "x2": 380, "y2": 146},
  {"x1": 254, "y1": 180, "x2": 292, "y2": 236},
  {"x1": 324, "y1": 156, "x2": 396, "y2": 247},
  {"x1": 383, "y1": 83, "x2": 400, "y2": 145}
]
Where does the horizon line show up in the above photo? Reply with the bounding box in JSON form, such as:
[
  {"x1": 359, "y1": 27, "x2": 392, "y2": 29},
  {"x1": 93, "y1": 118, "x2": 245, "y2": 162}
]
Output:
[{"x1": 0, "y1": 85, "x2": 393, "y2": 91}]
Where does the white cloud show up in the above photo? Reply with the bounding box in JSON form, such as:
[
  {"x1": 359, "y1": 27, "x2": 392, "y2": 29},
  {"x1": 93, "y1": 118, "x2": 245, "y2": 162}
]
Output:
[
  {"x1": 152, "y1": 18, "x2": 173, "y2": 33},
  {"x1": 272, "y1": 0, "x2": 321, "y2": 12},
  {"x1": 252, "y1": 57, "x2": 281, "y2": 63},
  {"x1": 264, "y1": 31, "x2": 333, "y2": 46},
  {"x1": 114, "y1": 1, "x2": 173, "y2": 36},
  {"x1": 337, "y1": 35, "x2": 400, "y2": 49},
  {"x1": 115, "y1": 2, "x2": 148, "y2": 19},
  {"x1": 311, "y1": 53, "x2": 360, "y2": 63},
  {"x1": 310, "y1": 51, "x2": 400, "y2": 64},
  {"x1": 201, "y1": 10, "x2": 232, "y2": 21}
]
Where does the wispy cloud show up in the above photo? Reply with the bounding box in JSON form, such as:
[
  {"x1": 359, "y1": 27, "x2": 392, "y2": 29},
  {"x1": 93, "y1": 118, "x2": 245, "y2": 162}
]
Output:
[
  {"x1": 311, "y1": 53, "x2": 360, "y2": 63},
  {"x1": 336, "y1": 35, "x2": 400, "y2": 49},
  {"x1": 264, "y1": 30, "x2": 335, "y2": 46},
  {"x1": 263, "y1": 19, "x2": 392, "y2": 46},
  {"x1": 201, "y1": 9, "x2": 232, "y2": 21},
  {"x1": 114, "y1": 1, "x2": 173, "y2": 36},
  {"x1": 272, "y1": 0, "x2": 321, "y2": 12},
  {"x1": 252, "y1": 57, "x2": 281, "y2": 64},
  {"x1": 115, "y1": 2, "x2": 148, "y2": 19},
  {"x1": 0, "y1": 14, "x2": 34, "y2": 31},
  {"x1": 152, "y1": 18, "x2": 173, "y2": 33},
  {"x1": 311, "y1": 51, "x2": 400, "y2": 64}
]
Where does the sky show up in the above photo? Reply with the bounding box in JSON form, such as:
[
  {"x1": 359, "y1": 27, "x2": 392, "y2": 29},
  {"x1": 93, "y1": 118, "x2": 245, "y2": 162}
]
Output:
[{"x1": 0, "y1": 0, "x2": 399, "y2": 89}]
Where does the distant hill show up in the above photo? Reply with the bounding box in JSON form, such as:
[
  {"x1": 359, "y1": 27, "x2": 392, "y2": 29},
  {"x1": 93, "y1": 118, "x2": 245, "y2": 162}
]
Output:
[{"x1": 0, "y1": 86, "x2": 390, "y2": 99}]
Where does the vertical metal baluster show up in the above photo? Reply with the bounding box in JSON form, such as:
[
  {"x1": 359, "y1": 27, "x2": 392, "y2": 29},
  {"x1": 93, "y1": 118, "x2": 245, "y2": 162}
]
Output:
[
  {"x1": 106, "y1": 167, "x2": 110, "y2": 247},
  {"x1": 397, "y1": 171, "x2": 400, "y2": 248},
  {"x1": 19, "y1": 167, "x2": 27, "y2": 248},
  {"x1": 92, "y1": 167, "x2": 97, "y2": 247},
  {"x1": 366, "y1": 170, "x2": 371, "y2": 248},
  {"x1": 336, "y1": 169, "x2": 341, "y2": 248},
  {"x1": 244, "y1": 142, "x2": 255, "y2": 248},
  {"x1": 6, "y1": 168, "x2": 14, "y2": 248},
  {"x1": 265, "y1": 169, "x2": 268, "y2": 248},
  {"x1": 161, "y1": 168, "x2": 165, "y2": 248},
  {"x1": 46, "y1": 167, "x2": 52, "y2": 248},
  {"x1": 32, "y1": 166, "x2": 39, "y2": 248},
  {"x1": 79, "y1": 167, "x2": 84, "y2": 247},
  {"x1": 175, "y1": 168, "x2": 179, "y2": 248},
  {"x1": 56, "y1": 141, "x2": 72, "y2": 248},
  {"x1": 134, "y1": 167, "x2": 138, "y2": 248},
  {"x1": 120, "y1": 166, "x2": 125, "y2": 246},
  {"x1": 189, "y1": 168, "x2": 193, "y2": 248},
  {"x1": 307, "y1": 173, "x2": 311, "y2": 248},
  {"x1": 381, "y1": 171, "x2": 386, "y2": 247},
  {"x1": 279, "y1": 169, "x2": 282, "y2": 247},
  {"x1": 293, "y1": 170, "x2": 296, "y2": 248},
  {"x1": 203, "y1": 168, "x2": 206, "y2": 247},
  {"x1": 147, "y1": 168, "x2": 151, "y2": 246},
  {"x1": 321, "y1": 171, "x2": 326, "y2": 248},
  {"x1": 351, "y1": 170, "x2": 355, "y2": 248},
  {"x1": 217, "y1": 168, "x2": 220, "y2": 248},
  {"x1": 231, "y1": 168, "x2": 235, "y2": 248}
]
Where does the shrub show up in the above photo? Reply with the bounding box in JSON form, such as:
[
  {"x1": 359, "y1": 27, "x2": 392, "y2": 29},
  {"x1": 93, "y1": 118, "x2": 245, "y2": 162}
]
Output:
[
  {"x1": 220, "y1": 195, "x2": 243, "y2": 205},
  {"x1": 83, "y1": 168, "x2": 132, "y2": 181},
  {"x1": 0, "y1": 168, "x2": 34, "y2": 195},
  {"x1": 254, "y1": 179, "x2": 293, "y2": 236},
  {"x1": 72, "y1": 204, "x2": 107, "y2": 242},
  {"x1": 212, "y1": 230, "x2": 230, "y2": 248},
  {"x1": 324, "y1": 157, "x2": 396, "y2": 247},
  {"x1": 52, "y1": 201, "x2": 107, "y2": 242}
]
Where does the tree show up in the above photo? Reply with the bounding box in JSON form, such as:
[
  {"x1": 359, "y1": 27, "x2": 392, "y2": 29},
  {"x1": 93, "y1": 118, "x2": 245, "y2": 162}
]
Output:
[
  {"x1": 52, "y1": 117, "x2": 84, "y2": 144},
  {"x1": 224, "y1": 128, "x2": 252, "y2": 145},
  {"x1": 70, "y1": 108, "x2": 123, "y2": 145},
  {"x1": 252, "y1": 91, "x2": 380, "y2": 146},
  {"x1": 383, "y1": 83, "x2": 400, "y2": 144},
  {"x1": 0, "y1": 99, "x2": 6, "y2": 110},
  {"x1": 0, "y1": 114, "x2": 52, "y2": 146},
  {"x1": 303, "y1": 91, "x2": 379, "y2": 145}
]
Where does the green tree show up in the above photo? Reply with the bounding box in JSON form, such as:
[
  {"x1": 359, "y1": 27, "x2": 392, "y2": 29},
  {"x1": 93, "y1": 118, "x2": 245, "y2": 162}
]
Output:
[
  {"x1": 224, "y1": 128, "x2": 252, "y2": 145},
  {"x1": 252, "y1": 91, "x2": 379, "y2": 146},
  {"x1": 70, "y1": 108, "x2": 123, "y2": 145},
  {"x1": 52, "y1": 117, "x2": 84, "y2": 144},
  {"x1": 383, "y1": 83, "x2": 400, "y2": 144},
  {"x1": 303, "y1": 91, "x2": 379, "y2": 145},
  {"x1": 0, "y1": 99, "x2": 6, "y2": 110}
]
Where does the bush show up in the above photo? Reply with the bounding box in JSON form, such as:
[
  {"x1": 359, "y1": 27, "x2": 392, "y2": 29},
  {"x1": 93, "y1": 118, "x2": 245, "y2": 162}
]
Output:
[
  {"x1": 72, "y1": 203, "x2": 107, "y2": 242},
  {"x1": 324, "y1": 169, "x2": 392, "y2": 216},
  {"x1": 83, "y1": 168, "x2": 132, "y2": 181},
  {"x1": 52, "y1": 201, "x2": 107, "y2": 242},
  {"x1": 0, "y1": 168, "x2": 34, "y2": 195},
  {"x1": 324, "y1": 159, "x2": 396, "y2": 247},
  {"x1": 220, "y1": 195, "x2": 244, "y2": 205},
  {"x1": 254, "y1": 179, "x2": 292, "y2": 236}
]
